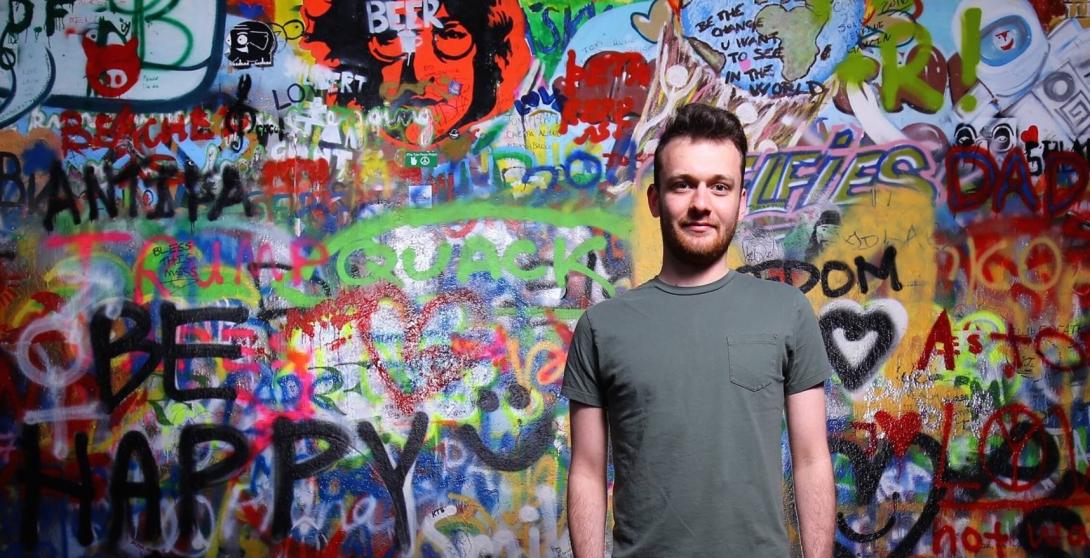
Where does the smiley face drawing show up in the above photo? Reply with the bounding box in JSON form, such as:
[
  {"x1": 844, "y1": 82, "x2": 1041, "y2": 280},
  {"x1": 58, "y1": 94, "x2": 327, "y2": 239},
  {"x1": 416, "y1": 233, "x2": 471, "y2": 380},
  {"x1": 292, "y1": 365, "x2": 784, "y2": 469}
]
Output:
[{"x1": 455, "y1": 383, "x2": 556, "y2": 472}]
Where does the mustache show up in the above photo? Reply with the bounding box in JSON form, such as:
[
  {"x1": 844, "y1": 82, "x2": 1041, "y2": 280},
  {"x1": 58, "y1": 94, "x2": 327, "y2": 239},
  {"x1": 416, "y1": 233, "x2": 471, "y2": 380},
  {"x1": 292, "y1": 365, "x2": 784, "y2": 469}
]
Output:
[{"x1": 389, "y1": 91, "x2": 439, "y2": 109}]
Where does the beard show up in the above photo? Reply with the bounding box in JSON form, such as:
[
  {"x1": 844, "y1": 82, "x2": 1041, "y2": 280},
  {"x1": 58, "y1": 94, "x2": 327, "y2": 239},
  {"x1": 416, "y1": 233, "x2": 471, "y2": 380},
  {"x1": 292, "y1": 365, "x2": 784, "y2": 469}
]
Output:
[{"x1": 659, "y1": 214, "x2": 737, "y2": 268}]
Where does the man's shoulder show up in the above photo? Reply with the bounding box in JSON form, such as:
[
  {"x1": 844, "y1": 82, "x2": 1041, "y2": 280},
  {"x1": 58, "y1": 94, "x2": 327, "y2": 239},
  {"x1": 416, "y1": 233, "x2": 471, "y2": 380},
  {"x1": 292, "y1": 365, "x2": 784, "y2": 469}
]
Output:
[{"x1": 580, "y1": 281, "x2": 660, "y2": 323}]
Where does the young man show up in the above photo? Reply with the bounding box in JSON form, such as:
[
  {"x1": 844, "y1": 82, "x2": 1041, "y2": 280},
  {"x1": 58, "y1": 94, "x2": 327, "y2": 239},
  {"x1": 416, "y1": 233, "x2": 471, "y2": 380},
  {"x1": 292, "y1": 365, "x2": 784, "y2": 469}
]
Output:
[{"x1": 563, "y1": 103, "x2": 835, "y2": 557}]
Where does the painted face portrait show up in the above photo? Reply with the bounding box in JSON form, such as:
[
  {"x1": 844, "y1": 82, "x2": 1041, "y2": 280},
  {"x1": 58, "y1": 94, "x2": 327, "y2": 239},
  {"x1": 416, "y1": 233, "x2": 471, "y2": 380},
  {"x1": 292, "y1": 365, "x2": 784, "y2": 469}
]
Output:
[{"x1": 302, "y1": 0, "x2": 531, "y2": 146}]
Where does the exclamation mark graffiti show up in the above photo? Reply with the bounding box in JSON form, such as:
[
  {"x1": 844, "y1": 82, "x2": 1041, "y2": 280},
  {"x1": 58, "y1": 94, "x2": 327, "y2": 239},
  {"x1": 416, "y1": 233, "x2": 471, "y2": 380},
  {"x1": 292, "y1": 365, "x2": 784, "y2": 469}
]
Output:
[{"x1": 959, "y1": 7, "x2": 982, "y2": 113}]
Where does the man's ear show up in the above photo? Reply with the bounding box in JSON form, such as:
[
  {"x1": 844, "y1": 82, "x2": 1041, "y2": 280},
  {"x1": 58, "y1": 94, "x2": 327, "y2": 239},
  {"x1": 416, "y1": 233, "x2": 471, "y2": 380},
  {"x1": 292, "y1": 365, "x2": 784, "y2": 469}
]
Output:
[
  {"x1": 647, "y1": 183, "x2": 661, "y2": 218},
  {"x1": 738, "y1": 187, "x2": 748, "y2": 221}
]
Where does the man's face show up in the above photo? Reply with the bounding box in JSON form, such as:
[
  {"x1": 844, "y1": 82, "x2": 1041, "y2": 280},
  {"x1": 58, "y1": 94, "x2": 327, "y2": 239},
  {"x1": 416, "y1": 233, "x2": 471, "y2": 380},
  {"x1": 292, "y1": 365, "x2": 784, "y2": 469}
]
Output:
[
  {"x1": 369, "y1": 3, "x2": 476, "y2": 144},
  {"x1": 648, "y1": 137, "x2": 747, "y2": 268}
]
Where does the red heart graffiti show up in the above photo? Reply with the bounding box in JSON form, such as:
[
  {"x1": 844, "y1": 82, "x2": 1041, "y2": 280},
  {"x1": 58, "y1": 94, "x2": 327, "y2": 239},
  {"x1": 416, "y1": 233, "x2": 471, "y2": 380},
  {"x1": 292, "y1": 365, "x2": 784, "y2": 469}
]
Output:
[
  {"x1": 355, "y1": 284, "x2": 487, "y2": 415},
  {"x1": 286, "y1": 284, "x2": 487, "y2": 415},
  {"x1": 1020, "y1": 125, "x2": 1039, "y2": 144},
  {"x1": 875, "y1": 410, "x2": 922, "y2": 458}
]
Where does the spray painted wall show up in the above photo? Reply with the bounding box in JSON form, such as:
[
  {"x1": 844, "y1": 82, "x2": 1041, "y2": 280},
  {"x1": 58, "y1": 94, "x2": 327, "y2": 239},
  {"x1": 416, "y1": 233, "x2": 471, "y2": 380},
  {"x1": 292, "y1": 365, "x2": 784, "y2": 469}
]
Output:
[{"x1": 0, "y1": 0, "x2": 1087, "y2": 556}]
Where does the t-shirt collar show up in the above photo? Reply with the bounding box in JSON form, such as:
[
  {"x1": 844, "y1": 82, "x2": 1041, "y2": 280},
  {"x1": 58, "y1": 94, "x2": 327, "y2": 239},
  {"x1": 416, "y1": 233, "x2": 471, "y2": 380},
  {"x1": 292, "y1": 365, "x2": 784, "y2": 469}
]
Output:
[{"x1": 649, "y1": 270, "x2": 737, "y2": 295}]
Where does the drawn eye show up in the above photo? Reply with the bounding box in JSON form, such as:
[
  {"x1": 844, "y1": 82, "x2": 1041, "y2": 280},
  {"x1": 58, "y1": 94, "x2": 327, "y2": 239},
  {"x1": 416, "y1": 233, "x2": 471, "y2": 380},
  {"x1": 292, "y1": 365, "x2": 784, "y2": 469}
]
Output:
[
  {"x1": 477, "y1": 389, "x2": 499, "y2": 412},
  {"x1": 368, "y1": 32, "x2": 404, "y2": 62},
  {"x1": 506, "y1": 384, "x2": 530, "y2": 410},
  {"x1": 436, "y1": 28, "x2": 466, "y2": 40},
  {"x1": 433, "y1": 22, "x2": 474, "y2": 59}
]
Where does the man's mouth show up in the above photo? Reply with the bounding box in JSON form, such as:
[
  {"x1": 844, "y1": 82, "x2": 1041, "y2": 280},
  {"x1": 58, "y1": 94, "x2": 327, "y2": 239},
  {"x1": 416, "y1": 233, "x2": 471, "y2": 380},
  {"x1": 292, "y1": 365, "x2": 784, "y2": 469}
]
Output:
[{"x1": 681, "y1": 222, "x2": 716, "y2": 232}]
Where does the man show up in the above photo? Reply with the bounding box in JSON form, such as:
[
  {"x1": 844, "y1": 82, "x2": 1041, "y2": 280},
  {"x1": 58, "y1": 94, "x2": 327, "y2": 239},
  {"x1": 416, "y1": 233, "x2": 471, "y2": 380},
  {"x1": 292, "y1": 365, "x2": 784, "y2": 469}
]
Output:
[
  {"x1": 302, "y1": 0, "x2": 530, "y2": 145},
  {"x1": 563, "y1": 103, "x2": 835, "y2": 557}
]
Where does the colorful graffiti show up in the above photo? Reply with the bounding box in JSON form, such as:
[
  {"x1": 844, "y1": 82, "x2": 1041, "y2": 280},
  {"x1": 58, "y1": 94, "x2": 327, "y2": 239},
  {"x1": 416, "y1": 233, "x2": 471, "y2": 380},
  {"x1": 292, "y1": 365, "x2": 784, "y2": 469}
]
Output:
[{"x1": 1, "y1": 0, "x2": 1089, "y2": 556}]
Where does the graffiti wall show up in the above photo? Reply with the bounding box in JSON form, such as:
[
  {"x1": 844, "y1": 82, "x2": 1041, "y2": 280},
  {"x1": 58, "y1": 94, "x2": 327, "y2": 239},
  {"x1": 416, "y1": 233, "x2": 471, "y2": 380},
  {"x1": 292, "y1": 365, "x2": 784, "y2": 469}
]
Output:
[{"x1": 0, "y1": 0, "x2": 1088, "y2": 555}]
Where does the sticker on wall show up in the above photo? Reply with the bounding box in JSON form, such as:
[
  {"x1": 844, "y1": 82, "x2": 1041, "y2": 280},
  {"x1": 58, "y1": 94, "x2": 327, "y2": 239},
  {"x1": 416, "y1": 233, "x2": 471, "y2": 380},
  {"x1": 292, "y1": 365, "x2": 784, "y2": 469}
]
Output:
[
  {"x1": 404, "y1": 150, "x2": 438, "y2": 168},
  {"x1": 227, "y1": 21, "x2": 276, "y2": 68}
]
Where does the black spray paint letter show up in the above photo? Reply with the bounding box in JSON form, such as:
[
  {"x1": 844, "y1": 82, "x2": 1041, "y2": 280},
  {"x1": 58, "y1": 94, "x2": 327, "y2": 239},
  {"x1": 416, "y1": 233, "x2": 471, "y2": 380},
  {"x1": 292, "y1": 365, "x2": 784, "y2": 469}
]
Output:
[
  {"x1": 107, "y1": 431, "x2": 162, "y2": 547},
  {"x1": 178, "y1": 424, "x2": 251, "y2": 545},
  {"x1": 358, "y1": 412, "x2": 429, "y2": 550},
  {"x1": 184, "y1": 161, "x2": 215, "y2": 223},
  {"x1": 90, "y1": 301, "x2": 163, "y2": 413},
  {"x1": 42, "y1": 160, "x2": 80, "y2": 231},
  {"x1": 83, "y1": 164, "x2": 118, "y2": 221},
  {"x1": 103, "y1": 160, "x2": 143, "y2": 219},
  {"x1": 856, "y1": 246, "x2": 902, "y2": 294},
  {"x1": 20, "y1": 424, "x2": 93, "y2": 548},
  {"x1": 160, "y1": 301, "x2": 247, "y2": 402},
  {"x1": 271, "y1": 418, "x2": 350, "y2": 539},
  {"x1": 208, "y1": 165, "x2": 254, "y2": 221},
  {"x1": 145, "y1": 164, "x2": 177, "y2": 219}
]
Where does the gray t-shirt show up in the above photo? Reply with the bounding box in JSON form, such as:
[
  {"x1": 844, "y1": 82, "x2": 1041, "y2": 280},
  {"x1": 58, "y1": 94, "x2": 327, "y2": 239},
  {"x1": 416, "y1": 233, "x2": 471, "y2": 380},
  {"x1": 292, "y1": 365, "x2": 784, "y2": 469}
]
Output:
[{"x1": 562, "y1": 271, "x2": 832, "y2": 557}]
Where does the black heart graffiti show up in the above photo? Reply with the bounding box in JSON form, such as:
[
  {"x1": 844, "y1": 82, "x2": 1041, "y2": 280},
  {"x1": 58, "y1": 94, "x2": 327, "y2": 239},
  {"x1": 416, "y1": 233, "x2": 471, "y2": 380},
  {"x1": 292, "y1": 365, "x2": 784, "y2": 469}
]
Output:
[{"x1": 820, "y1": 306, "x2": 897, "y2": 391}]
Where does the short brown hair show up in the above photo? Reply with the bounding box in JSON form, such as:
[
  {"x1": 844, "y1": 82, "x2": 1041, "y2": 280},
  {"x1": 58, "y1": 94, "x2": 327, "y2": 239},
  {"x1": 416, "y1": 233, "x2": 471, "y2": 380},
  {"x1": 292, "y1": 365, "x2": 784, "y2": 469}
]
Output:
[{"x1": 653, "y1": 103, "x2": 748, "y2": 187}]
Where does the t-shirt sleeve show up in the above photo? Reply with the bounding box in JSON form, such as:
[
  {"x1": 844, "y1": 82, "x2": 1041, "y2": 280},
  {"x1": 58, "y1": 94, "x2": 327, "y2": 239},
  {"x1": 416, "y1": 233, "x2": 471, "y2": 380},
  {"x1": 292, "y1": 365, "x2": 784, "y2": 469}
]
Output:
[
  {"x1": 561, "y1": 312, "x2": 605, "y2": 407},
  {"x1": 785, "y1": 291, "x2": 833, "y2": 395}
]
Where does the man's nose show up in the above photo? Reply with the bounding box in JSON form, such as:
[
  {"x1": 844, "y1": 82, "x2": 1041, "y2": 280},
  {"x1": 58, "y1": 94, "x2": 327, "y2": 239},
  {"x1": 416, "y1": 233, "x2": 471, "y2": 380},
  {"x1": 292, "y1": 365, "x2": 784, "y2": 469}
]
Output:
[{"x1": 688, "y1": 184, "x2": 711, "y2": 212}]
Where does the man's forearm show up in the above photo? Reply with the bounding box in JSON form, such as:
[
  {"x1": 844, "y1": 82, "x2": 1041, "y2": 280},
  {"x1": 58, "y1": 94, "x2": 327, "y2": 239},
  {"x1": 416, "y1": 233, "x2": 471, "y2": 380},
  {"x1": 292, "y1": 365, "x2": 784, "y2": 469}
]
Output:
[
  {"x1": 794, "y1": 455, "x2": 835, "y2": 557},
  {"x1": 567, "y1": 471, "x2": 606, "y2": 558}
]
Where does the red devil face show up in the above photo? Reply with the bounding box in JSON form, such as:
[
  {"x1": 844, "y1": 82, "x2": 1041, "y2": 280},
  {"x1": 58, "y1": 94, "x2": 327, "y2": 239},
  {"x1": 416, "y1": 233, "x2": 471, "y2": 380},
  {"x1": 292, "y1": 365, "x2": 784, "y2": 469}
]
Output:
[{"x1": 82, "y1": 35, "x2": 141, "y2": 98}]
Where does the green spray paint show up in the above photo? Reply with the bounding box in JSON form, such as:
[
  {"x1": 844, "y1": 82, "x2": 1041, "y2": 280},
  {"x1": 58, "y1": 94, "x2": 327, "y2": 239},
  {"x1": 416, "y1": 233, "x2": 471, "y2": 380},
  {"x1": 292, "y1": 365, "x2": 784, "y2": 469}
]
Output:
[
  {"x1": 959, "y1": 8, "x2": 982, "y2": 113},
  {"x1": 810, "y1": 0, "x2": 832, "y2": 26},
  {"x1": 310, "y1": 202, "x2": 629, "y2": 302},
  {"x1": 835, "y1": 50, "x2": 879, "y2": 86},
  {"x1": 879, "y1": 20, "x2": 944, "y2": 113}
]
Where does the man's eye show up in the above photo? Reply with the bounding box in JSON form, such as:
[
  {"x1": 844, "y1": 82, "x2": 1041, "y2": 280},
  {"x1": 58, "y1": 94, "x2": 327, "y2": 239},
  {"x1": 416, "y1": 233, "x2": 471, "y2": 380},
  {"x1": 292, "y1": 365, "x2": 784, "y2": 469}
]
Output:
[
  {"x1": 713, "y1": 183, "x2": 730, "y2": 192},
  {"x1": 671, "y1": 182, "x2": 691, "y2": 190}
]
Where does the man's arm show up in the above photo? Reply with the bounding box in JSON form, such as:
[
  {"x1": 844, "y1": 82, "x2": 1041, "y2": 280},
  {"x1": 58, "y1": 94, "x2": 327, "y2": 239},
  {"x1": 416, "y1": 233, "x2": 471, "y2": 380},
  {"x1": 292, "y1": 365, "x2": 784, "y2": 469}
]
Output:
[
  {"x1": 567, "y1": 401, "x2": 608, "y2": 558},
  {"x1": 786, "y1": 385, "x2": 835, "y2": 558}
]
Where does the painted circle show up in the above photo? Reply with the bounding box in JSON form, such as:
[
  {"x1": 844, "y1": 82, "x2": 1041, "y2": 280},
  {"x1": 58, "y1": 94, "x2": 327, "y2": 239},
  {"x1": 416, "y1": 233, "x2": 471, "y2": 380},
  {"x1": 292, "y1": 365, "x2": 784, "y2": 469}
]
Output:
[
  {"x1": 477, "y1": 389, "x2": 499, "y2": 412},
  {"x1": 506, "y1": 383, "x2": 531, "y2": 409},
  {"x1": 978, "y1": 405, "x2": 1048, "y2": 492},
  {"x1": 1043, "y1": 71, "x2": 1075, "y2": 102}
]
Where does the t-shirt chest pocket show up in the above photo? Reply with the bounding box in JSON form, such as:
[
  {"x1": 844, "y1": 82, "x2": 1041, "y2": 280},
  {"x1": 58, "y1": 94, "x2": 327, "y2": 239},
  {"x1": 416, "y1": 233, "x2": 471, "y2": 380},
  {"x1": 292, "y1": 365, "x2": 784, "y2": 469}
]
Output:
[{"x1": 726, "y1": 334, "x2": 783, "y2": 392}]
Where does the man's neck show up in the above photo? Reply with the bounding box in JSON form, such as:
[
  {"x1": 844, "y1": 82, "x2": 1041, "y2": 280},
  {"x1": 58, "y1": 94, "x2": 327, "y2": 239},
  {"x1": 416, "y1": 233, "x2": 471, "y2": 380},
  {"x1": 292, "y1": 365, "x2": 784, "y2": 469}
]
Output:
[{"x1": 656, "y1": 258, "x2": 730, "y2": 287}]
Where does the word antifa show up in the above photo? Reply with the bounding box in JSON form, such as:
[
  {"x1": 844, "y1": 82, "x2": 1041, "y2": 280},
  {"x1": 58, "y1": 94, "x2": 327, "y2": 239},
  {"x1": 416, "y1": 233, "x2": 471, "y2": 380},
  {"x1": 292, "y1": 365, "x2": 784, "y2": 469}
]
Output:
[{"x1": 0, "y1": 157, "x2": 253, "y2": 231}]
